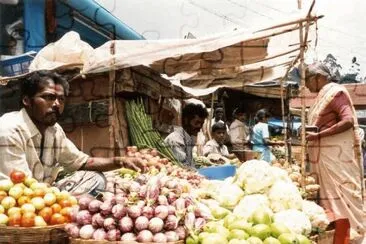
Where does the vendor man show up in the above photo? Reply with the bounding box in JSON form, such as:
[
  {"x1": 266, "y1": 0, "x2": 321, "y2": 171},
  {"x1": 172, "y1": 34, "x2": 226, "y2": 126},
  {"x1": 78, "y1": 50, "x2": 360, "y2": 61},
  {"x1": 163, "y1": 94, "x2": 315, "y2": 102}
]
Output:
[
  {"x1": 0, "y1": 71, "x2": 145, "y2": 184},
  {"x1": 164, "y1": 103, "x2": 208, "y2": 167}
]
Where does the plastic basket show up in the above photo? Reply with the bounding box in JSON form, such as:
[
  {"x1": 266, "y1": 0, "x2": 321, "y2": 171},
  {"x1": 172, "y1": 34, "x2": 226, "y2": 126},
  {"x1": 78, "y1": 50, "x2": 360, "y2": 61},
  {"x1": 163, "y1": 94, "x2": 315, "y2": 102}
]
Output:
[
  {"x1": 0, "y1": 52, "x2": 36, "y2": 77},
  {"x1": 198, "y1": 165, "x2": 236, "y2": 180}
]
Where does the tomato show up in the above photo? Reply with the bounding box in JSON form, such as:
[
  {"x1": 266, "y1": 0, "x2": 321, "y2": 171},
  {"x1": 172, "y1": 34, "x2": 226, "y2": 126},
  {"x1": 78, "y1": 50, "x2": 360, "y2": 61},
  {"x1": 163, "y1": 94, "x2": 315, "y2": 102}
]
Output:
[
  {"x1": 8, "y1": 212, "x2": 22, "y2": 226},
  {"x1": 21, "y1": 212, "x2": 35, "y2": 227},
  {"x1": 17, "y1": 196, "x2": 31, "y2": 206},
  {"x1": 33, "y1": 188, "x2": 46, "y2": 197},
  {"x1": 50, "y1": 213, "x2": 66, "y2": 225},
  {"x1": 51, "y1": 203, "x2": 62, "y2": 213},
  {"x1": 60, "y1": 207, "x2": 72, "y2": 222},
  {"x1": 58, "y1": 199, "x2": 72, "y2": 208},
  {"x1": 38, "y1": 207, "x2": 53, "y2": 223},
  {"x1": 0, "y1": 191, "x2": 7, "y2": 202},
  {"x1": 10, "y1": 170, "x2": 26, "y2": 184}
]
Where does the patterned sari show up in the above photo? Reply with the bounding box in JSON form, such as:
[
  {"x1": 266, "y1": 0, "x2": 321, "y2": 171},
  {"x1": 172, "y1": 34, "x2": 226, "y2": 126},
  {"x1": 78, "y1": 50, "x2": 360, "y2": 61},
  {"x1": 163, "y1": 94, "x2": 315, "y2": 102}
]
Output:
[{"x1": 307, "y1": 82, "x2": 365, "y2": 235}]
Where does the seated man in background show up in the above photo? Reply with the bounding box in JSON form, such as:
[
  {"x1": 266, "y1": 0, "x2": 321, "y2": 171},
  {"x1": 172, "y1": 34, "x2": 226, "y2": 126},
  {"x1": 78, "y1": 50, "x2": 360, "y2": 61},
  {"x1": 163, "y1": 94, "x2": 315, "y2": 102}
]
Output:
[{"x1": 203, "y1": 122, "x2": 235, "y2": 159}]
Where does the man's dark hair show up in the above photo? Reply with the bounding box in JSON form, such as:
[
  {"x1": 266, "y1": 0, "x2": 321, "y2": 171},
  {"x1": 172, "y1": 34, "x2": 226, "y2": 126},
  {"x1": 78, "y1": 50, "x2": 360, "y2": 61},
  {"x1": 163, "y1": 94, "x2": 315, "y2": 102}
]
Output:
[
  {"x1": 255, "y1": 109, "x2": 271, "y2": 123},
  {"x1": 212, "y1": 121, "x2": 226, "y2": 132},
  {"x1": 20, "y1": 70, "x2": 70, "y2": 102},
  {"x1": 182, "y1": 103, "x2": 208, "y2": 122}
]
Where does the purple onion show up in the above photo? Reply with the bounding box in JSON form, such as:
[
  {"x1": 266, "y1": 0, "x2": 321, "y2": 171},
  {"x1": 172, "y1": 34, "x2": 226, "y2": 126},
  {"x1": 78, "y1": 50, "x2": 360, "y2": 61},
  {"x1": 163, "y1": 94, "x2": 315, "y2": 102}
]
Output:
[
  {"x1": 153, "y1": 233, "x2": 167, "y2": 243},
  {"x1": 129, "y1": 181, "x2": 141, "y2": 193},
  {"x1": 167, "y1": 192, "x2": 177, "y2": 204},
  {"x1": 165, "y1": 231, "x2": 179, "y2": 242},
  {"x1": 148, "y1": 217, "x2": 164, "y2": 233},
  {"x1": 167, "y1": 205, "x2": 176, "y2": 215},
  {"x1": 142, "y1": 206, "x2": 154, "y2": 219},
  {"x1": 112, "y1": 204, "x2": 126, "y2": 219},
  {"x1": 106, "y1": 229, "x2": 121, "y2": 241},
  {"x1": 120, "y1": 232, "x2": 137, "y2": 241},
  {"x1": 88, "y1": 199, "x2": 102, "y2": 213},
  {"x1": 164, "y1": 215, "x2": 178, "y2": 230},
  {"x1": 102, "y1": 192, "x2": 116, "y2": 204},
  {"x1": 154, "y1": 205, "x2": 169, "y2": 220},
  {"x1": 76, "y1": 210, "x2": 92, "y2": 225},
  {"x1": 194, "y1": 217, "x2": 206, "y2": 232},
  {"x1": 137, "y1": 230, "x2": 153, "y2": 243},
  {"x1": 91, "y1": 213, "x2": 105, "y2": 228},
  {"x1": 65, "y1": 223, "x2": 80, "y2": 238},
  {"x1": 118, "y1": 216, "x2": 133, "y2": 233},
  {"x1": 78, "y1": 196, "x2": 93, "y2": 210},
  {"x1": 158, "y1": 195, "x2": 168, "y2": 205},
  {"x1": 135, "y1": 216, "x2": 149, "y2": 231},
  {"x1": 103, "y1": 217, "x2": 116, "y2": 230},
  {"x1": 139, "y1": 185, "x2": 147, "y2": 198},
  {"x1": 127, "y1": 205, "x2": 142, "y2": 219},
  {"x1": 100, "y1": 200, "x2": 114, "y2": 216},
  {"x1": 115, "y1": 193, "x2": 127, "y2": 204},
  {"x1": 137, "y1": 200, "x2": 146, "y2": 208},
  {"x1": 79, "y1": 225, "x2": 95, "y2": 239},
  {"x1": 92, "y1": 228, "x2": 107, "y2": 240},
  {"x1": 175, "y1": 226, "x2": 187, "y2": 240}
]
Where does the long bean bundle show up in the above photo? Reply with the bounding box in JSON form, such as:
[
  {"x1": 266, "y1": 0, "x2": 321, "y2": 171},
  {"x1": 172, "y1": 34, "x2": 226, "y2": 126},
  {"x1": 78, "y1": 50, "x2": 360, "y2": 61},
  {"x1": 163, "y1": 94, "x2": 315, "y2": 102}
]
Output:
[{"x1": 125, "y1": 99, "x2": 181, "y2": 166}]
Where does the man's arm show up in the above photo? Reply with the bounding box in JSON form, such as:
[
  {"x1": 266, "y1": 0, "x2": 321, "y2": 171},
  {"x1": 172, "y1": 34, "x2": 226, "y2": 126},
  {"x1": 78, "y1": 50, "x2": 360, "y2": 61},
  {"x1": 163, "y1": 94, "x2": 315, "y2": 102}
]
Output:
[{"x1": 81, "y1": 157, "x2": 146, "y2": 172}]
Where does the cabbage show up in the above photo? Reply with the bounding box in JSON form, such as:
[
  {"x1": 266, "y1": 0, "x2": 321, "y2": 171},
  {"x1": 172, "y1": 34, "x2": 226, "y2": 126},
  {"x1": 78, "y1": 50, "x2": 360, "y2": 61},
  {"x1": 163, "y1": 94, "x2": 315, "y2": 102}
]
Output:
[
  {"x1": 233, "y1": 194, "x2": 273, "y2": 220},
  {"x1": 273, "y1": 209, "x2": 312, "y2": 235},
  {"x1": 301, "y1": 200, "x2": 329, "y2": 230},
  {"x1": 268, "y1": 181, "x2": 303, "y2": 212}
]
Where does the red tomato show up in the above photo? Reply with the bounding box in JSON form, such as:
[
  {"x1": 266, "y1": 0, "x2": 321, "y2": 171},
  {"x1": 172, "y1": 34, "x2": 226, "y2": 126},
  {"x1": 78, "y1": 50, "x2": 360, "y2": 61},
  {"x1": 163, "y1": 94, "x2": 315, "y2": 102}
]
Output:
[
  {"x1": 60, "y1": 207, "x2": 72, "y2": 223},
  {"x1": 8, "y1": 213, "x2": 22, "y2": 226},
  {"x1": 58, "y1": 199, "x2": 72, "y2": 208},
  {"x1": 50, "y1": 213, "x2": 66, "y2": 225},
  {"x1": 38, "y1": 207, "x2": 53, "y2": 223},
  {"x1": 51, "y1": 203, "x2": 62, "y2": 213},
  {"x1": 10, "y1": 170, "x2": 26, "y2": 184},
  {"x1": 21, "y1": 212, "x2": 36, "y2": 227}
]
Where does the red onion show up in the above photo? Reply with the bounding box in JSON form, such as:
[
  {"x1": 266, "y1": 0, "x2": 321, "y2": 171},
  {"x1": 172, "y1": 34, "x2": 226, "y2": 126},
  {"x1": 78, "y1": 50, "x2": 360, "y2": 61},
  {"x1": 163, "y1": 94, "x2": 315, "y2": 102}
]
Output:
[
  {"x1": 65, "y1": 223, "x2": 80, "y2": 238},
  {"x1": 150, "y1": 149, "x2": 159, "y2": 157},
  {"x1": 112, "y1": 204, "x2": 126, "y2": 219},
  {"x1": 167, "y1": 192, "x2": 177, "y2": 204},
  {"x1": 154, "y1": 205, "x2": 169, "y2": 220},
  {"x1": 127, "y1": 205, "x2": 142, "y2": 219},
  {"x1": 194, "y1": 217, "x2": 206, "y2": 232},
  {"x1": 153, "y1": 233, "x2": 167, "y2": 243},
  {"x1": 148, "y1": 217, "x2": 164, "y2": 233},
  {"x1": 119, "y1": 216, "x2": 133, "y2": 233},
  {"x1": 76, "y1": 210, "x2": 92, "y2": 225},
  {"x1": 166, "y1": 180, "x2": 178, "y2": 189},
  {"x1": 88, "y1": 199, "x2": 102, "y2": 213},
  {"x1": 142, "y1": 206, "x2": 154, "y2": 219},
  {"x1": 102, "y1": 192, "x2": 116, "y2": 204},
  {"x1": 167, "y1": 205, "x2": 176, "y2": 215},
  {"x1": 175, "y1": 226, "x2": 187, "y2": 240},
  {"x1": 137, "y1": 200, "x2": 146, "y2": 208},
  {"x1": 184, "y1": 212, "x2": 196, "y2": 231},
  {"x1": 165, "y1": 231, "x2": 179, "y2": 242},
  {"x1": 164, "y1": 215, "x2": 178, "y2": 230},
  {"x1": 185, "y1": 197, "x2": 194, "y2": 208},
  {"x1": 139, "y1": 185, "x2": 147, "y2": 198},
  {"x1": 158, "y1": 195, "x2": 168, "y2": 205},
  {"x1": 137, "y1": 230, "x2": 153, "y2": 243},
  {"x1": 146, "y1": 176, "x2": 160, "y2": 205},
  {"x1": 78, "y1": 196, "x2": 93, "y2": 210},
  {"x1": 79, "y1": 225, "x2": 95, "y2": 239},
  {"x1": 106, "y1": 229, "x2": 121, "y2": 241},
  {"x1": 70, "y1": 205, "x2": 80, "y2": 222},
  {"x1": 135, "y1": 216, "x2": 149, "y2": 231},
  {"x1": 115, "y1": 194, "x2": 127, "y2": 205},
  {"x1": 100, "y1": 200, "x2": 114, "y2": 216},
  {"x1": 129, "y1": 181, "x2": 141, "y2": 193},
  {"x1": 121, "y1": 232, "x2": 137, "y2": 241},
  {"x1": 135, "y1": 174, "x2": 148, "y2": 185},
  {"x1": 92, "y1": 228, "x2": 107, "y2": 240},
  {"x1": 103, "y1": 217, "x2": 116, "y2": 230},
  {"x1": 91, "y1": 213, "x2": 105, "y2": 228}
]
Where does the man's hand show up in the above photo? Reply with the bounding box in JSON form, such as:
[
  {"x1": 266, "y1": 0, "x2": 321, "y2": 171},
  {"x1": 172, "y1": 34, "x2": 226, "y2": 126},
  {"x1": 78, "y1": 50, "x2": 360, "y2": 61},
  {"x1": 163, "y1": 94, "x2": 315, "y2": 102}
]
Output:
[
  {"x1": 306, "y1": 132, "x2": 319, "y2": 141},
  {"x1": 115, "y1": 156, "x2": 147, "y2": 172}
]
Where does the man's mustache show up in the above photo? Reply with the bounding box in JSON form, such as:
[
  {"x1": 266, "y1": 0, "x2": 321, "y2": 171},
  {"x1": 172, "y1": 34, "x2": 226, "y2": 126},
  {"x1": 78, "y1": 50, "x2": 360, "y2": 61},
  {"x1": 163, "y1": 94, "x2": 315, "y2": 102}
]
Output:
[{"x1": 47, "y1": 110, "x2": 61, "y2": 117}]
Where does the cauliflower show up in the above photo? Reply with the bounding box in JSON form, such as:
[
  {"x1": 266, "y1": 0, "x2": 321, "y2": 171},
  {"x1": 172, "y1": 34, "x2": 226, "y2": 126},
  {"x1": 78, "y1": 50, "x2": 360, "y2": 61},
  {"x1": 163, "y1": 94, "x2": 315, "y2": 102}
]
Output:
[
  {"x1": 213, "y1": 182, "x2": 244, "y2": 210},
  {"x1": 302, "y1": 200, "x2": 329, "y2": 230},
  {"x1": 274, "y1": 209, "x2": 312, "y2": 235},
  {"x1": 235, "y1": 160, "x2": 276, "y2": 194},
  {"x1": 268, "y1": 180, "x2": 303, "y2": 212},
  {"x1": 271, "y1": 166, "x2": 291, "y2": 183},
  {"x1": 233, "y1": 194, "x2": 273, "y2": 220}
]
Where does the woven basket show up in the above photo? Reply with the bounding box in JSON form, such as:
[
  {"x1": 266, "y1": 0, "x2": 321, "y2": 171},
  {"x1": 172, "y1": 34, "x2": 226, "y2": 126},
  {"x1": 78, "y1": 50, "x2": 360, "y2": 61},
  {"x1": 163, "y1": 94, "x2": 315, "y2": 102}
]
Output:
[
  {"x1": 310, "y1": 229, "x2": 335, "y2": 244},
  {"x1": 70, "y1": 239, "x2": 184, "y2": 244},
  {"x1": 0, "y1": 224, "x2": 68, "y2": 244}
]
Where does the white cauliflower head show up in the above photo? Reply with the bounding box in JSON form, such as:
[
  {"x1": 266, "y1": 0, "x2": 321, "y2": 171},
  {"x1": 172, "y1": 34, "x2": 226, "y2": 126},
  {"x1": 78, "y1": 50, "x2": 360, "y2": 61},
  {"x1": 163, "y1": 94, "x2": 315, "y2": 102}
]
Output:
[
  {"x1": 302, "y1": 200, "x2": 329, "y2": 230},
  {"x1": 233, "y1": 194, "x2": 273, "y2": 220},
  {"x1": 268, "y1": 180, "x2": 303, "y2": 212},
  {"x1": 274, "y1": 209, "x2": 312, "y2": 235}
]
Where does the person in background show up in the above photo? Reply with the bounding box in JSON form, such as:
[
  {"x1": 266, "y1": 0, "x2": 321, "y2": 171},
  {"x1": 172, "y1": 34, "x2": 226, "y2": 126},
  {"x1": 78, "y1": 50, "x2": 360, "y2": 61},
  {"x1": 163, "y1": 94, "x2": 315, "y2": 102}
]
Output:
[
  {"x1": 164, "y1": 103, "x2": 208, "y2": 167},
  {"x1": 304, "y1": 62, "x2": 365, "y2": 240},
  {"x1": 203, "y1": 121, "x2": 236, "y2": 158},
  {"x1": 251, "y1": 109, "x2": 283, "y2": 163},
  {"x1": 229, "y1": 108, "x2": 250, "y2": 150},
  {"x1": 211, "y1": 107, "x2": 229, "y2": 131},
  {"x1": 0, "y1": 71, "x2": 145, "y2": 191}
]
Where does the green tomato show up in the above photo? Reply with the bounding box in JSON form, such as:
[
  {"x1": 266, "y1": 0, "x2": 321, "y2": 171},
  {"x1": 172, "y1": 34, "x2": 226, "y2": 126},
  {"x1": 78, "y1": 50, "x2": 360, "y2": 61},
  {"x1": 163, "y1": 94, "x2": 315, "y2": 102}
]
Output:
[
  {"x1": 263, "y1": 237, "x2": 281, "y2": 244},
  {"x1": 251, "y1": 208, "x2": 272, "y2": 225},
  {"x1": 246, "y1": 236, "x2": 263, "y2": 244},
  {"x1": 277, "y1": 233, "x2": 300, "y2": 244},
  {"x1": 228, "y1": 220, "x2": 253, "y2": 232},
  {"x1": 270, "y1": 223, "x2": 291, "y2": 238},
  {"x1": 211, "y1": 206, "x2": 231, "y2": 219},
  {"x1": 224, "y1": 214, "x2": 240, "y2": 228},
  {"x1": 229, "y1": 239, "x2": 249, "y2": 244},
  {"x1": 248, "y1": 224, "x2": 271, "y2": 240}
]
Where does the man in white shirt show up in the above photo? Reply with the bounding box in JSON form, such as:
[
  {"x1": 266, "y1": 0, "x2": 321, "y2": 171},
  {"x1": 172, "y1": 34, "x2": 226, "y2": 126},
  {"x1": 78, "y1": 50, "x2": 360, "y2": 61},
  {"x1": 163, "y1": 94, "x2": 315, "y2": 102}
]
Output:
[
  {"x1": 0, "y1": 71, "x2": 145, "y2": 185},
  {"x1": 164, "y1": 103, "x2": 208, "y2": 167},
  {"x1": 229, "y1": 108, "x2": 250, "y2": 150}
]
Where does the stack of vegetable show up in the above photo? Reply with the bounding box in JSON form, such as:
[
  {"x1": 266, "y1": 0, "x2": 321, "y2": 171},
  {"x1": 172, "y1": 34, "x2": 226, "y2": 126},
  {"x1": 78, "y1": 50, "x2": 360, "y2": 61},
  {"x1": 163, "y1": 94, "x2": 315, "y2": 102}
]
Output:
[
  {"x1": 125, "y1": 99, "x2": 179, "y2": 165},
  {"x1": 0, "y1": 170, "x2": 77, "y2": 227},
  {"x1": 66, "y1": 172, "x2": 208, "y2": 242},
  {"x1": 187, "y1": 160, "x2": 329, "y2": 243}
]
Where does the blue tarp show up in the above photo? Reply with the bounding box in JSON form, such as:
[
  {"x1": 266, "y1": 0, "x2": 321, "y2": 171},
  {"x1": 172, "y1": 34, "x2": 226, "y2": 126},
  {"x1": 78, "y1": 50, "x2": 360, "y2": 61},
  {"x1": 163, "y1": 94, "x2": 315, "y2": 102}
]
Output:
[{"x1": 268, "y1": 118, "x2": 302, "y2": 131}]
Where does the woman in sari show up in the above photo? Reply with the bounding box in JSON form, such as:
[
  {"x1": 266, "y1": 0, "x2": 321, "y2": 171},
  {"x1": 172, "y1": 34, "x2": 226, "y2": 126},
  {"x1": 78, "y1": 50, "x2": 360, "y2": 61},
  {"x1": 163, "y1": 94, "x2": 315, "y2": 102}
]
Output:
[{"x1": 305, "y1": 62, "x2": 365, "y2": 239}]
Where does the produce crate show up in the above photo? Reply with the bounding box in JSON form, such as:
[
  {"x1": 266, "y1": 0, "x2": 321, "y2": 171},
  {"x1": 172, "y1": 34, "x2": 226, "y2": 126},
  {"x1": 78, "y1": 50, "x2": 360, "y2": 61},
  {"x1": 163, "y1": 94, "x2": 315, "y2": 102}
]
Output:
[
  {"x1": 0, "y1": 52, "x2": 36, "y2": 77},
  {"x1": 198, "y1": 165, "x2": 236, "y2": 180},
  {"x1": 0, "y1": 224, "x2": 68, "y2": 244},
  {"x1": 70, "y1": 239, "x2": 184, "y2": 244}
]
